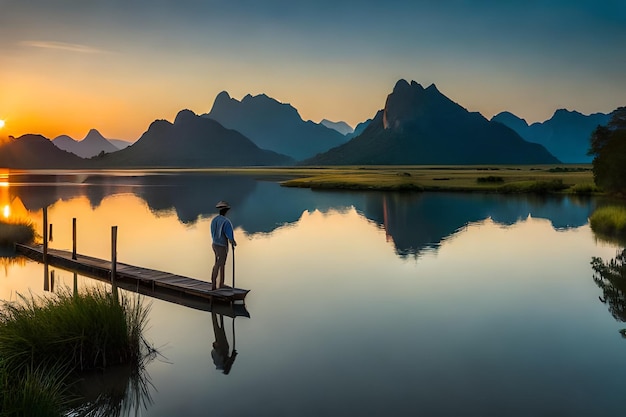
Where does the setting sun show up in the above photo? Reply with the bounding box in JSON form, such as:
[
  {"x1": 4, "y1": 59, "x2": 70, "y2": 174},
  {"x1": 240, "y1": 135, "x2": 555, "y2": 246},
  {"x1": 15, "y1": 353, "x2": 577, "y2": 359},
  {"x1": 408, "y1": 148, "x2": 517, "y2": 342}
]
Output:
[{"x1": 0, "y1": 119, "x2": 5, "y2": 129}]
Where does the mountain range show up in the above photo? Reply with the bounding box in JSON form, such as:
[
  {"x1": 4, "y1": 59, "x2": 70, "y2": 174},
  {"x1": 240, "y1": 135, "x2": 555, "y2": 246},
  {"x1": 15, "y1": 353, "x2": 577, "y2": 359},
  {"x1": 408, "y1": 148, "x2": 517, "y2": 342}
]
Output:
[
  {"x1": 2, "y1": 79, "x2": 620, "y2": 169},
  {"x1": 203, "y1": 91, "x2": 349, "y2": 160},
  {"x1": 52, "y1": 129, "x2": 124, "y2": 158},
  {"x1": 304, "y1": 80, "x2": 559, "y2": 165},
  {"x1": 0, "y1": 135, "x2": 88, "y2": 169},
  {"x1": 92, "y1": 109, "x2": 293, "y2": 167},
  {"x1": 320, "y1": 119, "x2": 354, "y2": 135},
  {"x1": 491, "y1": 110, "x2": 611, "y2": 163}
]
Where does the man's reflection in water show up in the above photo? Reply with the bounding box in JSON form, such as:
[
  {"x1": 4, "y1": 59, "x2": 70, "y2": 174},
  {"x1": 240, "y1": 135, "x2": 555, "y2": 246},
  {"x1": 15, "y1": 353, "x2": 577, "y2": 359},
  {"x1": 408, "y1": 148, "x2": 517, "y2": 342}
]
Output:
[{"x1": 211, "y1": 312, "x2": 237, "y2": 375}]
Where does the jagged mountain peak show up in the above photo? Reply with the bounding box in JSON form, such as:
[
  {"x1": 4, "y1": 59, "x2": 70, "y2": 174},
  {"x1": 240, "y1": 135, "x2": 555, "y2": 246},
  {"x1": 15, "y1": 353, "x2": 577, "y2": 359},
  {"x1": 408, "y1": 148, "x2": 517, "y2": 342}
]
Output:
[
  {"x1": 303, "y1": 79, "x2": 558, "y2": 165},
  {"x1": 492, "y1": 111, "x2": 529, "y2": 128},
  {"x1": 493, "y1": 107, "x2": 611, "y2": 163},
  {"x1": 215, "y1": 91, "x2": 231, "y2": 101},
  {"x1": 550, "y1": 108, "x2": 584, "y2": 121},
  {"x1": 383, "y1": 79, "x2": 464, "y2": 131},
  {"x1": 83, "y1": 129, "x2": 106, "y2": 141},
  {"x1": 242, "y1": 93, "x2": 270, "y2": 102},
  {"x1": 174, "y1": 109, "x2": 197, "y2": 125},
  {"x1": 205, "y1": 90, "x2": 349, "y2": 160}
]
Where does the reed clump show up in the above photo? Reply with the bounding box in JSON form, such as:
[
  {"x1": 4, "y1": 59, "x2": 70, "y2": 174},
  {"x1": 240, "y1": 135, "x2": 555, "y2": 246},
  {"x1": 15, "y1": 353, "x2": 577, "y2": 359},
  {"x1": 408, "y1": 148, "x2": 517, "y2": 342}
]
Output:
[
  {"x1": 0, "y1": 219, "x2": 36, "y2": 246},
  {"x1": 0, "y1": 286, "x2": 151, "y2": 415},
  {"x1": 589, "y1": 206, "x2": 626, "y2": 243},
  {"x1": 476, "y1": 175, "x2": 504, "y2": 183},
  {"x1": 498, "y1": 179, "x2": 568, "y2": 194},
  {"x1": 571, "y1": 182, "x2": 602, "y2": 195}
]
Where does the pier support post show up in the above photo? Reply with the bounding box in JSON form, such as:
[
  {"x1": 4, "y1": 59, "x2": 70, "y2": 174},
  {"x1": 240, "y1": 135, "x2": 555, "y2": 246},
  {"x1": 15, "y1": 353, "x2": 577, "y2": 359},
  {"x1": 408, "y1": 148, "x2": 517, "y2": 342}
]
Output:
[
  {"x1": 111, "y1": 226, "x2": 119, "y2": 302},
  {"x1": 111, "y1": 226, "x2": 117, "y2": 286},
  {"x1": 72, "y1": 218, "x2": 77, "y2": 260},
  {"x1": 43, "y1": 263, "x2": 49, "y2": 292},
  {"x1": 42, "y1": 207, "x2": 48, "y2": 264},
  {"x1": 49, "y1": 224, "x2": 53, "y2": 242}
]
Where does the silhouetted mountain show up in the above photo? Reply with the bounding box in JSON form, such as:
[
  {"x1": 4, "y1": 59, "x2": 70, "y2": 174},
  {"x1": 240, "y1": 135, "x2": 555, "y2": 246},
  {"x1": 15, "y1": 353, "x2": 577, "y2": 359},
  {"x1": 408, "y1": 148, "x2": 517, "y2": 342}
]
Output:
[
  {"x1": 321, "y1": 119, "x2": 354, "y2": 135},
  {"x1": 347, "y1": 118, "x2": 372, "y2": 139},
  {"x1": 204, "y1": 91, "x2": 349, "y2": 160},
  {"x1": 0, "y1": 134, "x2": 87, "y2": 168},
  {"x1": 108, "y1": 139, "x2": 133, "y2": 150},
  {"x1": 490, "y1": 112, "x2": 529, "y2": 133},
  {"x1": 94, "y1": 109, "x2": 294, "y2": 167},
  {"x1": 492, "y1": 109, "x2": 610, "y2": 163},
  {"x1": 52, "y1": 135, "x2": 79, "y2": 151},
  {"x1": 52, "y1": 129, "x2": 119, "y2": 158},
  {"x1": 303, "y1": 80, "x2": 559, "y2": 165}
]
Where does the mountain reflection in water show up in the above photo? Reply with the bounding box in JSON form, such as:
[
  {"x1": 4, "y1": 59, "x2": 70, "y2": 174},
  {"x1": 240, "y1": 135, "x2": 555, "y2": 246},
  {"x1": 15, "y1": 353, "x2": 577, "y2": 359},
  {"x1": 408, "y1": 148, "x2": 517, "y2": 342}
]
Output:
[{"x1": 5, "y1": 170, "x2": 598, "y2": 258}]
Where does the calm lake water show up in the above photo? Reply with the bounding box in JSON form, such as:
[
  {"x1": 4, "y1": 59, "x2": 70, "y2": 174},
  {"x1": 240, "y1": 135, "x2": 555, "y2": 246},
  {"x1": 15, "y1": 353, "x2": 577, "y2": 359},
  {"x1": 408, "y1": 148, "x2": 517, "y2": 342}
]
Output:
[{"x1": 2, "y1": 170, "x2": 626, "y2": 416}]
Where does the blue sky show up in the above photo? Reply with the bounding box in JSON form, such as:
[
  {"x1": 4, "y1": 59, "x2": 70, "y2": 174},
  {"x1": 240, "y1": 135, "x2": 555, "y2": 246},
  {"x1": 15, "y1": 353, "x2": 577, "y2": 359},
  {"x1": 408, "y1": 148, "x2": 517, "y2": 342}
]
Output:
[{"x1": 1, "y1": 0, "x2": 624, "y2": 140}]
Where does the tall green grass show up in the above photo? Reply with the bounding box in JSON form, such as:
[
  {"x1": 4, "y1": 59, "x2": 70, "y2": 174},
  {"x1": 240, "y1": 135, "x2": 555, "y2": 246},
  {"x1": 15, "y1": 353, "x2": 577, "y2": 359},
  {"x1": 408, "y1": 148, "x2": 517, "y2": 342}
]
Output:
[
  {"x1": 0, "y1": 361, "x2": 71, "y2": 417},
  {"x1": 498, "y1": 179, "x2": 569, "y2": 194},
  {"x1": 589, "y1": 206, "x2": 626, "y2": 244},
  {"x1": 0, "y1": 219, "x2": 36, "y2": 246},
  {"x1": 571, "y1": 182, "x2": 602, "y2": 195},
  {"x1": 0, "y1": 286, "x2": 152, "y2": 415}
]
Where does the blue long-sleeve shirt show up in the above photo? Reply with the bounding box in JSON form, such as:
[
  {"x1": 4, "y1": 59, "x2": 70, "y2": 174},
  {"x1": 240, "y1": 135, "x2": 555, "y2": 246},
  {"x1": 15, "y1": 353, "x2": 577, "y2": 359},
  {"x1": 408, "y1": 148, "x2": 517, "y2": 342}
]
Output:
[{"x1": 211, "y1": 215, "x2": 235, "y2": 247}]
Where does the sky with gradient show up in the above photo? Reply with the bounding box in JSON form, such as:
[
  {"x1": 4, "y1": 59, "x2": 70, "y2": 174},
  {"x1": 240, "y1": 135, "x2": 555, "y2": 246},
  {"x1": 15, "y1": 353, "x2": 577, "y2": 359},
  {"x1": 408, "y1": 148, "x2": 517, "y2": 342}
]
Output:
[{"x1": 1, "y1": 0, "x2": 625, "y2": 141}]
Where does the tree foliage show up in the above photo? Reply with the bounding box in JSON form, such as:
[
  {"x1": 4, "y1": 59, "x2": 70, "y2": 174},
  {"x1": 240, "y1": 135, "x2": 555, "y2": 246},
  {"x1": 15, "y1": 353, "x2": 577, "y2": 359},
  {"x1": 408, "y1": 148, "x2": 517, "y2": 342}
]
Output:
[
  {"x1": 592, "y1": 250, "x2": 626, "y2": 324},
  {"x1": 589, "y1": 107, "x2": 626, "y2": 194}
]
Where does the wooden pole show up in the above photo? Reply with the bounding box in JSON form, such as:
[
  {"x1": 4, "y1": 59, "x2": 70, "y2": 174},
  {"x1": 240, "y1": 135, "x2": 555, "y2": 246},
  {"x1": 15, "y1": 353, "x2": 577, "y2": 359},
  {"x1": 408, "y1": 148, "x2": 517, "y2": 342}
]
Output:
[
  {"x1": 111, "y1": 226, "x2": 117, "y2": 285},
  {"x1": 72, "y1": 218, "x2": 77, "y2": 260},
  {"x1": 43, "y1": 263, "x2": 49, "y2": 292},
  {"x1": 49, "y1": 224, "x2": 53, "y2": 242},
  {"x1": 111, "y1": 226, "x2": 118, "y2": 302},
  {"x1": 73, "y1": 272, "x2": 78, "y2": 296},
  {"x1": 42, "y1": 207, "x2": 48, "y2": 264}
]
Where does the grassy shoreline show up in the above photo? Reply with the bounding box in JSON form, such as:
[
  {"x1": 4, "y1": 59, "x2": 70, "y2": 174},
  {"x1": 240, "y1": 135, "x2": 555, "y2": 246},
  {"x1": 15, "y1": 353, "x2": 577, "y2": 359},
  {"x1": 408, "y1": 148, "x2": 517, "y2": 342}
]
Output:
[
  {"x1": 6, "y1": 165, "x2": 600, "y2": 194},
  {"x1": 258, "y1": 165, "x2": 599, "y2": 194}
]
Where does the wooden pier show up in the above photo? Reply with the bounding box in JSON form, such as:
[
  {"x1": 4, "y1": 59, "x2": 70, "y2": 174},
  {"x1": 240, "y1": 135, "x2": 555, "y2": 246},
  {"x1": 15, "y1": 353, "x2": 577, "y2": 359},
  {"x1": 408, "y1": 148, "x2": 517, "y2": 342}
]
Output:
[{"x1": 15, "y1": 243, "x2": 250, "y2": 314}]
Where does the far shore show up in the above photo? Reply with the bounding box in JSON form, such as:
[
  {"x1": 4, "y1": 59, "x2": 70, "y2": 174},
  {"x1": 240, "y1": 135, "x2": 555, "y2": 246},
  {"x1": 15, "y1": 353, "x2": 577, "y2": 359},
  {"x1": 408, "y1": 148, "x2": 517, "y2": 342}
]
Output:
[
  {"x1": 5, "y1": 165, "x2": 601, "y2": 194},
  {"x1": 210, "y1": 164, "x2": 598, "y2": 194}
]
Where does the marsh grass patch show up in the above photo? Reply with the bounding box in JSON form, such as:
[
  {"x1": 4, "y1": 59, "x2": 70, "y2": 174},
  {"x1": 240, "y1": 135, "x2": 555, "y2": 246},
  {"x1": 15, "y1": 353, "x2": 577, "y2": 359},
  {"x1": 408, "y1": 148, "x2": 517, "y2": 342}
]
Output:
[
  {"x1": 590, "y1": 206, "x2": 626, "y2": 244},
  {"x1": 0, "y1": 220, "x2": 36, "y2": 247},
  {"x1": 0, "y1": 286, "x2": 153, "y2": 414}
]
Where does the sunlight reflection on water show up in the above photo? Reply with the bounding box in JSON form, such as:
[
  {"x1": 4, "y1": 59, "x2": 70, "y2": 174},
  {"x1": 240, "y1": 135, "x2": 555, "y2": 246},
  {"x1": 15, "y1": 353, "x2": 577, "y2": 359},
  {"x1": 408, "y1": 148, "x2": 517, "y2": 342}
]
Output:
[{"x1": 1, "y1": 172, "x2": 625, "y2": 416}]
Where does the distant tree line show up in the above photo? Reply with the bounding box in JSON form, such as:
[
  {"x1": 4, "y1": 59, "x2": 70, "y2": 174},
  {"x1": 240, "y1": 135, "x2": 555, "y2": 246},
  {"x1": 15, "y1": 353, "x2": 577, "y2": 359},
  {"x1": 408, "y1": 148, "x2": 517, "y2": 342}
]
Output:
[{"x1": 588, "y1": 107, "x2": 626, "y2": 194}]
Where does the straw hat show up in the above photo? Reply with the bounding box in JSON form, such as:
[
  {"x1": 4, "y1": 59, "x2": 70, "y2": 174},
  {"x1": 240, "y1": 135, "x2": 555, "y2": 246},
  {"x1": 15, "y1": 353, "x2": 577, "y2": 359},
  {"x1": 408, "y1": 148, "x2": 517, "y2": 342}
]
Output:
[{"x1": 215, "y1": 201, "x2": 231, "y2": 209}]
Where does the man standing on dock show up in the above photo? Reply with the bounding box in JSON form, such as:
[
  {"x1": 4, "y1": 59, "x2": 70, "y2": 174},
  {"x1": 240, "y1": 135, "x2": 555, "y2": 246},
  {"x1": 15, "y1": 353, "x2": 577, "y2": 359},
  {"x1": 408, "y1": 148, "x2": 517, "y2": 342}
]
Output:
[{"x1": 210, "y1": 201, "x2": 237, "y2": 290}]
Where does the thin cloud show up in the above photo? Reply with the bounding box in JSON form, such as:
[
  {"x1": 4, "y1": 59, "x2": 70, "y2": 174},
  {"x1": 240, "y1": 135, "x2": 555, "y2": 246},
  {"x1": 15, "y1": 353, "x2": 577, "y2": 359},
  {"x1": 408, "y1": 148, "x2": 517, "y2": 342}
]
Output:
[{"x1": 21, "y1": 40, "x2": 109, "y2": 54}]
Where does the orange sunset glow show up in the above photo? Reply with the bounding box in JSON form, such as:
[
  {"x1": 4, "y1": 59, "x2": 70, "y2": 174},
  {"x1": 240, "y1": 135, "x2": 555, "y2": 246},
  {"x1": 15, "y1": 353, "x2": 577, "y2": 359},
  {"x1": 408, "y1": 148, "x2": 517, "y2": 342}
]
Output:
[{"x1": 1, "y1": 2, "x2": 624, "y2": 142}]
